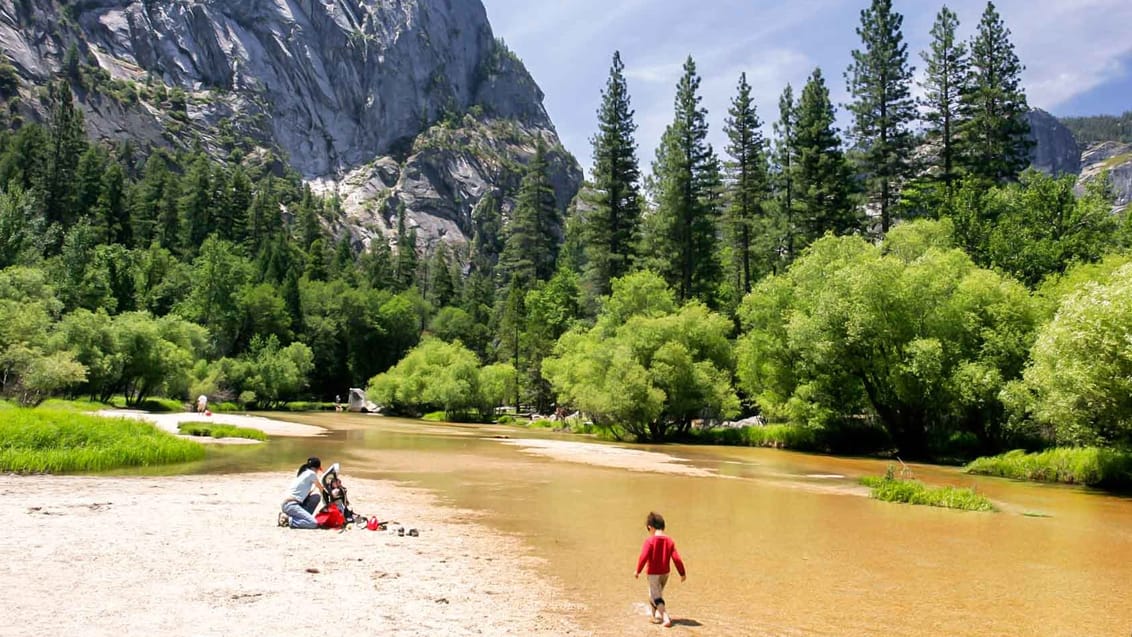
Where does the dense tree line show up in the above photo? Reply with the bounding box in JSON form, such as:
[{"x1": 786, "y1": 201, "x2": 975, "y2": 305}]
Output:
[{"x1": 3, "y1": 1, "x2": 1131, "y2": 461}]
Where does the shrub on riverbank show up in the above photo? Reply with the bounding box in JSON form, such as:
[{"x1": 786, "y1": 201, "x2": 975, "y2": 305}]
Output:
[
  {"x1": 965, "y1": 448, "x2": 1132, "y2": 489},
  {"x1": 861, "y1": 471, "x2": 995, "y2": 511},
  {"x1": 0, "y1": 409, "x2": 205, "y2": 473},
  {"x1": 176, "y1": 422, "x2": 267, "y2": 441},
  {"x1": 689, "y1": 424, "x2": 819, "y2": 450}
]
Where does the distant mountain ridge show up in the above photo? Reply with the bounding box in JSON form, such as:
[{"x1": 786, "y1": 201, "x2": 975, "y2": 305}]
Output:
[
  {"x1": 1026, "y1": 108, "x2": 1132, "y2": 211},
  {"x1": 0, "y1": 0, "x2": 582, "y2": 252}
]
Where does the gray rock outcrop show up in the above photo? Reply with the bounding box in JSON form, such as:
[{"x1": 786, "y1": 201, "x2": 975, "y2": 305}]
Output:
[
  {"x1": 0, "y1": 0, "x2": 582, "y2": 252},
  {"x1": 1028, "y1": 108, "x2": 1081, "y2": 176},
  {"x1": 1076, "y1": 141, "x2": 1132, "y2": 212}
]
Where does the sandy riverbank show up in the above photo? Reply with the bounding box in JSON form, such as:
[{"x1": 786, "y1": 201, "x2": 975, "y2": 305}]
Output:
[
  {"x1": 0, "y1": 472, "x2": 588, "y2": 637},
  {"x1": 99, "y1": 409, "x2": 327, "y2": 442}
]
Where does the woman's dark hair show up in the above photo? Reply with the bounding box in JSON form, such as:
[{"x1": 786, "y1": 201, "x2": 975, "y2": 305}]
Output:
[
  {"x1": 646, "y1": 511, "x2": 665, "y2": 530},
  {"x1": 296, "y1": 456, "x2": 322, "y2": 476}
]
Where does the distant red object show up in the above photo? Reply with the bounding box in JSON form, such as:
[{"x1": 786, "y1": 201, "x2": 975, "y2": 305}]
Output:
[{"x1": 204, "y1": 410, "x2": 212, "y2": 416}]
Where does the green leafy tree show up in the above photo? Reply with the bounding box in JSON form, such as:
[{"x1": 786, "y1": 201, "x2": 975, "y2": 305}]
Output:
[
  {"x1": 542, "y1": 271, "x2": 738, "y2": 441},
  {"x1": 736, "y1": 222, "x2": 1040, "y2": 457},
  {"x1": 794, "y1": 68, "x2": 858, "y2": 247},
  {"x1": 367, "y1": 338, "x2": 488, "y2": 419},
  {"x1": 584, "y1": 50, "x2": 642, "y2": 296},
  {"x1": 0, "y1": 186, "x2": 45, "y2": 267},
  {"x1": 846, "y1": 0, "x2": 915, "y2": 233},
  {"x1": 958, "y1": 1, "x2": 1031, "y2": 183},
  {"x1": 179, "y1": 153, "x2": 214, "y2": 255},
  {"x1": 1017, "y1": 264, "x2": 1132, "y2": 446},
  {"x1": 41, "y1": 81, "x2": 87, "y2": 234},
  {"x1": 175, "y1": 236, "x2": 253, "y2": 356}
]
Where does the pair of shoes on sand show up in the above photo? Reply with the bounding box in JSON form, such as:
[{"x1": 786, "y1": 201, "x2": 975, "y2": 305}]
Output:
[
  {"x1": 394, "y1": 526, "x2": 419, "y2": 537},
  {"x1": 277, "y1": 512, "x2": 290, "y2": 527}
]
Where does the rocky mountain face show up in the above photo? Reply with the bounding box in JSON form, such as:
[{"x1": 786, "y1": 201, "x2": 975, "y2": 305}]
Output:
[
  {"x1": 0, "y1": 0, "x2": 582, "y2": 252},
  {"x1": 1027, "y1": 109, "x2": 1080, "y2": 175},
  {"x1": 1028, "y1": 108, "x2": 1131, "y2": 212}
]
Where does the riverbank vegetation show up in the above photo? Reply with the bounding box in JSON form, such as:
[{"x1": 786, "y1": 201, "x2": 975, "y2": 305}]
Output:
[
  {"x1": 966, "y1": 448, "x2": 1132, "y2": 489},
  {"x1": 176, "y1": 421, "x2": 267, "y2": 441},
  {"x1": 1, "y1": 0, "x2": 1130, "y2": 487},
  {"x1": 0, "y1": 409, "x2": 204, "y2": 473},
  {"x1": 862, "y1": 469, "x2": 995, "y2": 512}
]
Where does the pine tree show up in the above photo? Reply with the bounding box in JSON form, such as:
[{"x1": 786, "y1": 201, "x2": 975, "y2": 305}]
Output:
[
  {"x1": 96, "y1": 161, "x2": 129, "y2": 245},
  {"x1": 500, "y1": 142, "x2": 560, "y2": 287},
  {"x1": 394, "y1": 205, "x2": 419, "y2": 292},
  {"x1": 958, "y1": 1, "x2": 1031, "y2": 183},
  {"x1": 772, "y1": 85, "x2": 799, "y2": 262},
  {"x1": 723, "y1": 72, "x2": 770, "y2": 298},
  {"x1": 426, "y1": 243, "x2": 457, "y2": 308},
  {"x1": 648, "y1": 56, "x2": 721, "y2": 304},
  {"x1": 179, "y1": 153, "x2": 213, "y2": 254},
  {"x1": 129, "y1": 154, "x2": 168, "y2": 247},
  {"x1": 360, "y1": 237, "x2": 395, "y2": 290},
  {"x1": 75, "y1": 145, "x2": 107, "y2": 221},
  {"x1": 42, "y1": 81, "x2": 87, "y2": 234},
  {"x1": 919, "y1": 6, "x2": 968, "y2": 195},
  {"x1": 223, "y1": 166, "x2": 252, "y2": 245},
  {"x1": 794, "y1": 68, "x2": 858, "y2": 246},
  {"x1": 585, "y1": 51, "x2": 642, "y2": 296},
  {"x1": 846, "y1": 0, "x2": 915, "y2": 233}
]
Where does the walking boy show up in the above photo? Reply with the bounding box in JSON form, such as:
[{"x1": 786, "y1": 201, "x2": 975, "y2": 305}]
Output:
[{"x1": 634, "y1": 511, "x2": 686, "y2": 627}]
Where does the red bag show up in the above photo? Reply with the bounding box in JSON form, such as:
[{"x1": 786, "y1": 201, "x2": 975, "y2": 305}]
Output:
[{"x1": 315, "y1": 505, "x2": 345, "y2": 529}]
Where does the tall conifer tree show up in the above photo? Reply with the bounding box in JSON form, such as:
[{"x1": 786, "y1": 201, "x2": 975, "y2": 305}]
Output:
[
  {"x1": 585, "y1": 51, "x2": 642, "y2": 296},
  {"x1": 846, "y1": 0, "x2": 915, "y2": 233},
  {"x1": 42, "y1": 81, "x2": 87, "y2": 234},
  {"x1": 919, "y1": 6, "x2": 968, "y2": 195},
  {"x1": 500, "y1": 142, "x2": 560, "y2": 287},
  {"x1": 958, "y1": 1, "x2": 1031, "y2": 183},
  {"x1": 648, "y1": 56, "x2": 721, "y2": 304},
  {"x1": 394, "y1": 204, "x2": 419, "y2": 292},
  {"x1": 773, "y1": 85, "x2": 799, "y2": 262},
  {"x1": 722, "y1": 72, "x2": 770, "y2": 297},
  {"x1": 795, "y1": 68, "x2": 857, "y2": 246}
]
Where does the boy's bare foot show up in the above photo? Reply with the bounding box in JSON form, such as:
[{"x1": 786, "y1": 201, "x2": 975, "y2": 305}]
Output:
[{"x1": 661, "y1": 613, "x2": 672, "y2": 627}]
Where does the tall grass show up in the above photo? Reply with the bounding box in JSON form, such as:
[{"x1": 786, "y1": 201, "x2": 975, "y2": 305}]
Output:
[
  {"x1": 861, "y1": 472, "x2": 995, "y2": 512},
  {"x1": 965, "y1": 448, "x2": 1132, "y2": 489},
  {"x1": 0, "y1": 409, "x2": 205, "y2": 473},
  {"x1": 689, "y1": 424, "x2": 819, "y2": 450},
  {"x1": 176, "y1": 422, "x2": 267, "y2": 441}
]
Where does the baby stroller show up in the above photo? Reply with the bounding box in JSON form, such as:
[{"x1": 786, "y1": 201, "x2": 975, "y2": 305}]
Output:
[{"x1": 318, "y1": 463, "x2": 367, "y2": 529}]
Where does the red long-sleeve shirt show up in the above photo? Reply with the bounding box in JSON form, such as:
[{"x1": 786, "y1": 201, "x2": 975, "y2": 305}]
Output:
[{"x1": 636, "y1": 533, "x2": 686, "y2": 576}]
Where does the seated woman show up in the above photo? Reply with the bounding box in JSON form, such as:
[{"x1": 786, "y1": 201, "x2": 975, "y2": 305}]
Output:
[{"x1": 279, "y1": 456, "x2": 328, "y2": 529}]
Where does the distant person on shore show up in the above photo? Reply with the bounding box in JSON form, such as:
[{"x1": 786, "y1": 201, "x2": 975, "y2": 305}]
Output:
[
  {"x1": 196, "y1": 394, "x2": 208, "y2": 414},
  {"x1": 279, "y1": 457, "x2": 328, "y2": 529},
  {"x1": 634, "y1": 511, "x2": 686, "y2": 627}
]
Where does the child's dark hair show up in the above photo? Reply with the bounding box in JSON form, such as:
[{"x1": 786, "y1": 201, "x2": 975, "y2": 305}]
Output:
[
  {"x1": 296, "y1": 456, "x2": 321, "y2": 476},
  {"x1": 646, "y1": 511, "x2": 665, "y2": 530}
]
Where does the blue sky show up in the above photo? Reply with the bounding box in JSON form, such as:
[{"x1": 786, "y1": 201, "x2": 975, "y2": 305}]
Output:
[{"x1": 480, "y1": 0, "x2": 1132, "y2": 173}]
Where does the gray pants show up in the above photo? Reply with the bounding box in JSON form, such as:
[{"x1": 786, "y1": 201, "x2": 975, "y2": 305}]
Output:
[{"x1": 282, "y1": 493, "x2": 321, "y2": 529}]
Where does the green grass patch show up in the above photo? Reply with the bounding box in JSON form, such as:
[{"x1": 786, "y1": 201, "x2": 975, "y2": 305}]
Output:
[
  {"x1": 965, "y1": 447, "x2": 1132, "y2": 489},
  {"x1": 861, "y1": 471, "x2": 995, "y2": 512},
  {"x1": 176, "y1": 422, "x2": 267, "y2": 441},
  {"x1": 0, "y1": 409, "x2": 205, "y2": 473},
  {"x1": 422, "y1": 411, "x2": 446, "y2": 422},
  {"x1": 36, "y1": 398, "x2": 113, "y2": 412},
  {"x1": 689, "y1": 424, "x2": 819, "y2": 450}
]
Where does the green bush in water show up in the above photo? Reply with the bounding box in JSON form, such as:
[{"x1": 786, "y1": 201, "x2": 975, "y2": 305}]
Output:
[{"x1": 861, "y1": 468, "x2": 995, "y2": 512}]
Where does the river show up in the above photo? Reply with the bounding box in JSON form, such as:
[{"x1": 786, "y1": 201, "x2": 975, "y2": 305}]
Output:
[{"x1": 189, "y1": 413, "x2": 1132, "y2": 636}]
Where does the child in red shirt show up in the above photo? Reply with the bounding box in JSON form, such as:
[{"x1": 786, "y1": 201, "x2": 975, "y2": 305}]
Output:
[{"x1": 634, "y1": 511, "x2": 686, "y2": 627}]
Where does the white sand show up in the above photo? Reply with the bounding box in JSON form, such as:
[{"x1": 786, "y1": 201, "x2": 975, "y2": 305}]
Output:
[
  {"x1": 0, "y1": 472, "x2": 588, "y2": 637},
  {"x1": 98, "y1": 409, "x2": 326, "y2": 443}
]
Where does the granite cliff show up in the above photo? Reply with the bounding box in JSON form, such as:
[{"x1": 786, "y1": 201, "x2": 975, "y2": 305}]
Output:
[{"x1": 0, "y1": 0, "x2": 582, "y2": 252}]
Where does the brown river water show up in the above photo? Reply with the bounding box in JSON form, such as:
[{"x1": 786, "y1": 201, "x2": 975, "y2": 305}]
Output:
[{"x1": 181, "y1": 413, "x2": 1132, "y2": 636}]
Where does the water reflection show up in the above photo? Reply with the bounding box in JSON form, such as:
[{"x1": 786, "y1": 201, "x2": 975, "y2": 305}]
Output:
[{"x1": 159, "y1": 413, "x2": 1132, "y2": 636}]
